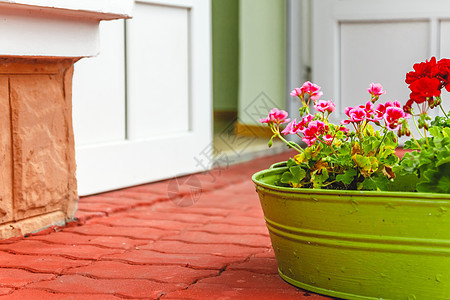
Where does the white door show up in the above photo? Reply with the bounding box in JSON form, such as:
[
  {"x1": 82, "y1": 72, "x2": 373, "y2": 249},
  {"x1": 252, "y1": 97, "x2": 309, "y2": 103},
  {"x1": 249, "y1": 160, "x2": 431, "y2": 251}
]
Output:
[
  {"x1": 312, "y1": 0, "x2": 450, "y2": 124},
  {"x1": 72, "y1": 0, "x2": 212, "y2": 196}
]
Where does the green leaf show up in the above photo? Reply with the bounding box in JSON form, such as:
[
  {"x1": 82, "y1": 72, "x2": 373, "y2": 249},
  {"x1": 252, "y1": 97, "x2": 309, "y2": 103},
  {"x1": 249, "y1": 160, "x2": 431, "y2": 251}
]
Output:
[
  {"x1": 429, "y1": 126, "x2": 443, "y2": 138},
  {"x1": 280, "y1": 171, "x2": 294, "y2": 184},
  {"x1": 388, "y1": 174, "x2": 419, "y2": 192},
  {"x1": 335, "y1": 130, "x2": 345, "y2": 140},
  {"x1": 416, "y1": 163, "x2": 450, "y2": 194},
  {"x1": 382, "y1": 153, "x2": 399, "y2": 166},
  {"x1": 443, "y1": 127, "x2": 450, "y2": 137},
  {"x1": 383, "y1": 131, "x2": 398, "y2": 149},
  {"x1": 431, "y1": 114, "x2": 450, "y2": 127},
  {"x1": 279, "y1": 165, "x2": 307, "y2": 188},
  {"x1": 362, "y1": 136, "x2": 378, "y2": 153},
  {"x1": 290, "y1": 166, "x2": 306, "y2": 182},
  {"x1": 337, "y1": 142, "x2": 351, "y2": 156},
  {"x1": 437, "y1": 153, "x2": 450, "y2": 167},
  {"x1": 311, "y1": 169, "x2": 329, "y2": 189},
  {"x1": 437, "y1": 175, "x2": 450, "y2": 194},
  {"x1": 286, "y1": 158, "x2": 297, "y2": 168},
  {"x1": 404, "y1": 140, "x2": 421, "y2": 150},
  {"x1": 354, "y1": 155, "x2": 379, "y2": 176},
  {"x1": 362, "y1": 176, "x2": 390, "y2": 191},
  {"x1": 336, "y1": 169, "x2": 357, "y2": 185}
]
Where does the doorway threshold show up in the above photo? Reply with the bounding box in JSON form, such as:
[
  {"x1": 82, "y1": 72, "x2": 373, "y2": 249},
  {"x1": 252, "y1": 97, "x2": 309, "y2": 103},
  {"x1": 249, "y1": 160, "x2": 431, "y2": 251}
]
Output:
[{"x1": 213, "y1": 132, "x2": 288, "y2": 166}]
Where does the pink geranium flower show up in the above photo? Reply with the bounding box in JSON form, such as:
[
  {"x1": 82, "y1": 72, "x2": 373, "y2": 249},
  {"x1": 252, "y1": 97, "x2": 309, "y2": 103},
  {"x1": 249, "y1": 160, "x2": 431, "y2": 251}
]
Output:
[
  {"x1": 341, "y1": 106, "x2": 366, "y2": 124},
  {"x1": 368, "y1": 83, "x2": 386, "y2": 97},
  {"x1": 290, "y1": 88, "x2": 302, "y2": 97},
  {"x1": 301, "y1": 114, "x2": 315, "y2": 124},
  {"x1": 322, "y1": 134, "x2": 334, "y2": 145},
  {"x1": 374, "y1": 103, "x2": 388, "y2": 119},
  {"x1": 297, "y1": 114, "x2": 314, "y2": 130},
  {"x1": 259, "y1": 108, "x2": 290, "y2": 125},
  {"x1": 302, "y1": 136, "x2": 317, "y2": 147},
  {"x1": 310, "y1": 91, "x2": 324, "y2": 102},
  {"x1": 301, "y1": 120, "x2": 327, "y2": 146},
  {"x1": 300, "y1": 81, "x2": 321, "y2": 94},
  {"x1": 314, "y1": 100, "x2": 336, "y2": 113},
  {"x1": 282, "y1": 119, "x2": 300, "y2": 135},
  {"x1": 283, "y1": 114, "x2": 316, "y2": 136},
  {"x1": 339, "y1": 126, "x2": 349, "y2": 134},
  {"x1": 373, "y1": 100, "x2": 403, "y2": 121},
  {"x1": 349, "y1": 107, "x2": 368, "y2": 122},
  {"x1": 300, "y1": 81, "x2": 323, "y2": 102},
  {"x1": 357, "y1": 101, "x2": 377, "y2": 120},
  {"x1": 384, "y1": 107, "x2": 408, "y2": 131}
]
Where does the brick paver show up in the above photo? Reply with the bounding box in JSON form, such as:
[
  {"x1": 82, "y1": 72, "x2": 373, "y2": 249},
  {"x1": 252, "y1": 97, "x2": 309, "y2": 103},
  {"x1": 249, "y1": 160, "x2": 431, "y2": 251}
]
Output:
[{"x1": 0, "y1": 150, "x2": 333, "y2": 299}]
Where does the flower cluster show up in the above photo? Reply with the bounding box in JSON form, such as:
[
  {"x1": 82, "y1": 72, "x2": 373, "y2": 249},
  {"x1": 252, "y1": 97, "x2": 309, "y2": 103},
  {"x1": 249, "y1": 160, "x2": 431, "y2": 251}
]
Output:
[
  {"x1": 341, "y1": 100, "x2": 409, "y2": 133},
  {"x1": 259, "y1": 81, "x2": 406, "y2": 190},
  {"x1": 259, "y1": 108, "x2": 290, "y2": 125},
  {"x1": 262, "y1": 82, "x2": 406, "y2": 150},
  {"x1": 314, "y1": 100, "x2": 335, "y2": 114},
  {"x1": 368, "y1": 82, "x2": 386, "y2": 102},
  {"x1": 404, "y1": 57, "x2": 450, "y2": 114},
  {"x1": 290, "y1": 81, "x2": 323, "y2": 102},
  {"x1": 258, "y1": 58, "x2": 448, "y2": 193},
  {"x1": 281, "y1": 115, "x2": 330, "y2": 147},
  {"x1": 395, "y1": 58, "x2": 450, "y2": 194},
  {"x1": 290, "y1": 81, "x2": 324, "y2": 116}
]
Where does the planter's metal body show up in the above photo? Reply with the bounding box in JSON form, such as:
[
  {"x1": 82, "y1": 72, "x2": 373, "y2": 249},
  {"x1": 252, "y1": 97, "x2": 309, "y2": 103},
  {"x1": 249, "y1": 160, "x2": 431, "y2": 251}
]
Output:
[{"x1": 253, "y1": 166, "x2": 450, "y2": 300}]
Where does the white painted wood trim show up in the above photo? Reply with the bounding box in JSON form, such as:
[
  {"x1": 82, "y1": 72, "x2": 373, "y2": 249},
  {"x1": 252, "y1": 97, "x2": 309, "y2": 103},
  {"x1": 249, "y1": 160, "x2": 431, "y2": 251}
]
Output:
[
  {"x1": 285, "y1": 0, "x2": 304, "y2": 121},
  {"x1": 0, "y1": 0, "x2": 132, "y2": 57},
  {"x1": 332, "y1": 0, "x2": 450, "y2": 21},
  {"x1": 312, "y1": 0, "x2": 340, "y2": 118},
  {"x1": 0, "y1": 0, "x2": 134, "y2": 19},
  {"x1": 136, "y1": 0, "x2": 194, "y2": 9},
  {"x1": 0, "y1": 10, "x2": 101, "y2": 57}
]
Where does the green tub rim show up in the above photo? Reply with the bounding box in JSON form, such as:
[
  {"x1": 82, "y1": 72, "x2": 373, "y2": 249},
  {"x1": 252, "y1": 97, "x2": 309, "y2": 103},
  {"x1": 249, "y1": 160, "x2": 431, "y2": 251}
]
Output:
[{"x1": 252, "y1": 165, "x2": 450, "y2": 200}]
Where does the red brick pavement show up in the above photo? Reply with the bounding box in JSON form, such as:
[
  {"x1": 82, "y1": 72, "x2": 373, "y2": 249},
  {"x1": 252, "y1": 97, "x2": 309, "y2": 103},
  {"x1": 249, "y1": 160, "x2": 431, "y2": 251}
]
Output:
[{"x1": 0, "y1": 150, "x2": 334, "y2": 299}]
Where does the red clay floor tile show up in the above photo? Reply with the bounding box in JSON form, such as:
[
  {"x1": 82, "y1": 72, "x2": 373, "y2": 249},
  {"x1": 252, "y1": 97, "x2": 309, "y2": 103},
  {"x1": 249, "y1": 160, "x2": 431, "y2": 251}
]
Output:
[
  {"x1": 0, "y1": 268, "x2": 55, "y2": 288},
  {"x1": 0, "y1": 150, "x2": 333, "y2": 299}
]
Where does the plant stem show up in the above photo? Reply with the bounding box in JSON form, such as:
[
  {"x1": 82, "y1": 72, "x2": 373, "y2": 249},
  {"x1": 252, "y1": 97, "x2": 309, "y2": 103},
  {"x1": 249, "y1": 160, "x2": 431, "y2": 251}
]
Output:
[
  {"x1": 322, "y1": 180, "x2": 337, "y2": 187},
  {"x1": 317, "y1": 137, "x2": 338, "y2": 156},
  {"x1": 410, "y1": 132, "x2": 422, "y2": 150},
  {"x1": 439, "y1": 103, "x2": 449, "y2": 119},
  {"x1": 424, "y1": 127, "x2": 429, "y2": 145},
  {"x1": 412, "y1": 115, "x2": 424, "y2": 138},
  {"x1": 277, "y1": 134, "x2": 304, "y2": 153},
  {"x1": 375, "y1": 129, "x2": 388, "y2": 155}
]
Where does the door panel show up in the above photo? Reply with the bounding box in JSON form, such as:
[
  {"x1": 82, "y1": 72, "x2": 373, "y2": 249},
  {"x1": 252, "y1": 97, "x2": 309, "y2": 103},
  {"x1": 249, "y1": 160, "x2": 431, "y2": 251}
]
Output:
[
  {"x1": 313, "y1": 0, "x2": 450, "y2": 123},
  {"x1": 127, "y1": 3, "x2": 190, "y2": 139},
  {"x1": 340, "y1": 21, "x2": 428, "y2": 111}
]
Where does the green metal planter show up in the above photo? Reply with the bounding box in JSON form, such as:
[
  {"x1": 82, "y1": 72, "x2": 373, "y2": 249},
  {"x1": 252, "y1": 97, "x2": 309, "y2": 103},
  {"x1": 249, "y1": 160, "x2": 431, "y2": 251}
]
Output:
[{"x1": 253, "y1": 165, "x2": 450, "y2": 300}]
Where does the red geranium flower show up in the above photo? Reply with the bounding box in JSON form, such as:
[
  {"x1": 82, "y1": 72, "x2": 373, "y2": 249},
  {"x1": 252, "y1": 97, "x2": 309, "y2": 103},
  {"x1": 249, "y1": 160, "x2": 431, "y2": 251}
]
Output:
[
  {"x1": 408, "y1": 77, "x2": 441, "y2": 104},
  {"x1": 436, "y1": 58, "x2": 450, "y2": 91},
  {"x1": 405, "y1": 57, "x2": 438, "y2": 85},
  {"x1": 403, "y1": 99, "x2": 414, "y2": 114}
]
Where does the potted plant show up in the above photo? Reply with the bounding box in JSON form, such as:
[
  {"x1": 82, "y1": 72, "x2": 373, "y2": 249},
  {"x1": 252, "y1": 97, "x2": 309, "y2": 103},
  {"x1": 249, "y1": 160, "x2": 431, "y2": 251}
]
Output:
[{"x1": 253, "y1": 58, "x2": 450, "y2": 299}]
